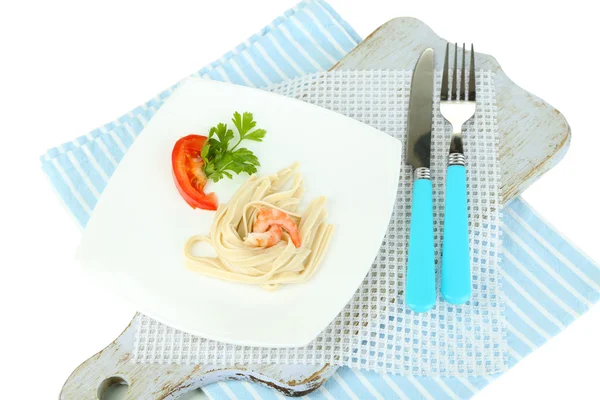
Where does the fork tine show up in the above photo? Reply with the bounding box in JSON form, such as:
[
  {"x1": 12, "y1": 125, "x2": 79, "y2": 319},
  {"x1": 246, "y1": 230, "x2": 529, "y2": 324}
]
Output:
[
  {"x1": 469, "y1": 44, "x2": 476, "y2": 101},
  {"x1": 460, "y1": 43, "x2": 466, "y2": 101},
  {"x1": 451, "y1": 43, "x2": 458, "y2": 100},
  {"x1": 441, "y1": 43, "x2": 449, "y2": 101}
]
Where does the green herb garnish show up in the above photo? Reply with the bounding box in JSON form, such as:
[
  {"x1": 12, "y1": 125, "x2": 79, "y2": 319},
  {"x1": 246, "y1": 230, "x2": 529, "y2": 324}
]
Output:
[{"x1": 201, "y1": 112, "x2": 266, "y2": 183}]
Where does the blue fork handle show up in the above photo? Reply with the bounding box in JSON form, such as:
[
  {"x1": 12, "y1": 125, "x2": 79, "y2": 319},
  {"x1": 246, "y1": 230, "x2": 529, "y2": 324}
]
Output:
[
  {"x1": 406, "y1": 178, "x2": 436, "y2": 313},
  {"x1": 441, "y1": 164, "x2": 471, "y2": 304}
]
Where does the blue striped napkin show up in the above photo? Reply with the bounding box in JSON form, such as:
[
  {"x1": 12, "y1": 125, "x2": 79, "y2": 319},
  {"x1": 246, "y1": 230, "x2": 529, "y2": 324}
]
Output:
[{"x1": 40, "y1": 1, "x2": 599, "y2": 399}]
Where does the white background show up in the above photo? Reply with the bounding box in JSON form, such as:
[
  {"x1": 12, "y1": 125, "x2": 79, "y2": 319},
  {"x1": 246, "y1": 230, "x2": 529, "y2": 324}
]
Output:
[{"x1": 1, "y1": 0, "x2": 598, "y2": 399}]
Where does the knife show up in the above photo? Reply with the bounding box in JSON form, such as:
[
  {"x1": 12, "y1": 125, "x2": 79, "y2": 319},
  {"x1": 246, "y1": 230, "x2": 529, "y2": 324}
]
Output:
[{"x1": 405, "y1": 48, "x2": 436, "y2": 313}]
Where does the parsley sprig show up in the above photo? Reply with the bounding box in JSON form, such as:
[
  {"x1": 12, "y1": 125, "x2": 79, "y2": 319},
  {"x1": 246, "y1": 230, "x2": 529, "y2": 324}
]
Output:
[{"x1": 200, "y1": 112, "x2": 266, "y2": 183}]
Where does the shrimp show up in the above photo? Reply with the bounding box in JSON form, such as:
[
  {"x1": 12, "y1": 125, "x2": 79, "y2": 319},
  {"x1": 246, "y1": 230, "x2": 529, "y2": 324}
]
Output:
[
  {"x1": 246, "y1": 208, "x2": 302, "y2": 248},
  {"x1": 245, "y1": 224, "x2": 283, "y2": 248}
]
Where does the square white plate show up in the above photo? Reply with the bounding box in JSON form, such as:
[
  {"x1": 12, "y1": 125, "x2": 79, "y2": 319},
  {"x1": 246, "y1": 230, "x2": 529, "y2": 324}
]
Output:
[{"x1": 77, "y1": 78, "x2": 402, "y2": 347}]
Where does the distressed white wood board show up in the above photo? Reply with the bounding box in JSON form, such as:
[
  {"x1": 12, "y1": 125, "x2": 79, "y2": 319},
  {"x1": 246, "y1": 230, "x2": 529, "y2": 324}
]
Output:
[{"x1": 62, "y1": 17, "x2": 570, "y2": 399}]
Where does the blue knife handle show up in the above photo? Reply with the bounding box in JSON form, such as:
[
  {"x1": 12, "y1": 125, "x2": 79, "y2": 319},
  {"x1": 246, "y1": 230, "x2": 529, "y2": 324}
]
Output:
[
  {"x1": 406, "y1": 177, "x2": 436, "y2": 313},
  {"x1": 441, "y1": 164, "x2": 471, "y2": 304}
]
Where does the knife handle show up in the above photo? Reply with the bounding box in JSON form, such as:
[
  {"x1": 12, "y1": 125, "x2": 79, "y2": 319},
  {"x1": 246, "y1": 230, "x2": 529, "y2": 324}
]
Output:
[
  {"x1": 441, "y1": 162, "x2": 471, "y2": 304},
  {"x1": 406, "y1": 170, "x2": 436, "y2": 313}
]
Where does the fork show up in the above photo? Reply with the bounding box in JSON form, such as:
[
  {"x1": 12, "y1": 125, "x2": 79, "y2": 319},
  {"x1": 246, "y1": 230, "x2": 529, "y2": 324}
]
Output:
[{"x1": 440, "y1": 43, "x2": 476, "y2": 304}]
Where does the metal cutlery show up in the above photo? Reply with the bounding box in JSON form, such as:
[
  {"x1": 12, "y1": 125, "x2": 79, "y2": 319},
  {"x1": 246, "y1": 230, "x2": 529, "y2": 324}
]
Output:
[
  {"x1": 405, "y1": 48, "x2": 436, "y2": 312},
  {"x1": 440, "y1": 43, "x2": 476, "y2": 304}
]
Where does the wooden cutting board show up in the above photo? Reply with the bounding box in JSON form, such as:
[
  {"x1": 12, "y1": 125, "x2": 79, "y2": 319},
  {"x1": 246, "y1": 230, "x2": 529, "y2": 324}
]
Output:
[{"x1": 61, "y1": 17, "x2": 570, "y2": 399}]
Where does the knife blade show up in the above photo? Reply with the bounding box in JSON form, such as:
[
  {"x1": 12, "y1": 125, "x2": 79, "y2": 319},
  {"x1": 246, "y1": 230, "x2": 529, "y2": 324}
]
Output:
[
  {"x1": 405, "y1": 48, "x2": 436, "y2": 313},
  {"x1": 406, "y1": 48, "x2": 434, "y2": 170}
]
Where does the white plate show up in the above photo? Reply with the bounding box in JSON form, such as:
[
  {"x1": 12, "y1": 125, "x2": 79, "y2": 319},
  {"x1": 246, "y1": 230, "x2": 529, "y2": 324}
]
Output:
[{"x1": 77, "y1": 78, "x2": 402, "y2": 347}]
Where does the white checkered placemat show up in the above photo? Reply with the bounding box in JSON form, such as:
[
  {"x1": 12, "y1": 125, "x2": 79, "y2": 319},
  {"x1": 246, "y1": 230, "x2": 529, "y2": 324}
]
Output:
[{"x1": 133, "y1": 70, "x2": 506, "y2": 376}]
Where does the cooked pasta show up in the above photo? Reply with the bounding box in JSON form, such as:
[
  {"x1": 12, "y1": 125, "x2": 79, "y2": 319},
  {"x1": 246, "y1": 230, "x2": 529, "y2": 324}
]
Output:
[{"x1": 184, "y1": 163, "x2": 334, "y2": 290}]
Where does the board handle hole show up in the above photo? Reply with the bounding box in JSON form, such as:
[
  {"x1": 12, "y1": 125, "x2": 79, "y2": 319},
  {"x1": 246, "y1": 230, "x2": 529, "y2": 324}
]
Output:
[{"x1": 97, "y1": 376, "x2": 129, "y2": 400}]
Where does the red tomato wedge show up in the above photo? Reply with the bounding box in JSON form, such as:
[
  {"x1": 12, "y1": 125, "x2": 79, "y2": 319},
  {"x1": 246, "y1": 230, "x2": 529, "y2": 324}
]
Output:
[{"x1": 171, "y1": 134, "x2": 218, "y2": 210}]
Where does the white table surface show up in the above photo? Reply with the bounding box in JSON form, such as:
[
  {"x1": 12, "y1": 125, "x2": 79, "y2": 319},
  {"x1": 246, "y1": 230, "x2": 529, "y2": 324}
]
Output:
[{"x1": 1, "y1": 0, "x2": 598, "y2": 398}]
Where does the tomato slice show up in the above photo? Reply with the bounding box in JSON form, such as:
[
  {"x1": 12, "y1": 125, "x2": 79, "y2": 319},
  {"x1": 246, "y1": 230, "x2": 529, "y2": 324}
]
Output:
[{"x1": 172, "y1": 134, "x2": 218, "y2": 210}]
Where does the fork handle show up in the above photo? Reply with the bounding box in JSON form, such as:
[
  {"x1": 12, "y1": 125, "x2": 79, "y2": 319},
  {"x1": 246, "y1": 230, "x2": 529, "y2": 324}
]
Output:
[
  {"x1": 441, "y1": 160, "x2": 471, "y2": 304},
  {"x1": 406, "y1": 170, "x2": 436, "y2": 313}
]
